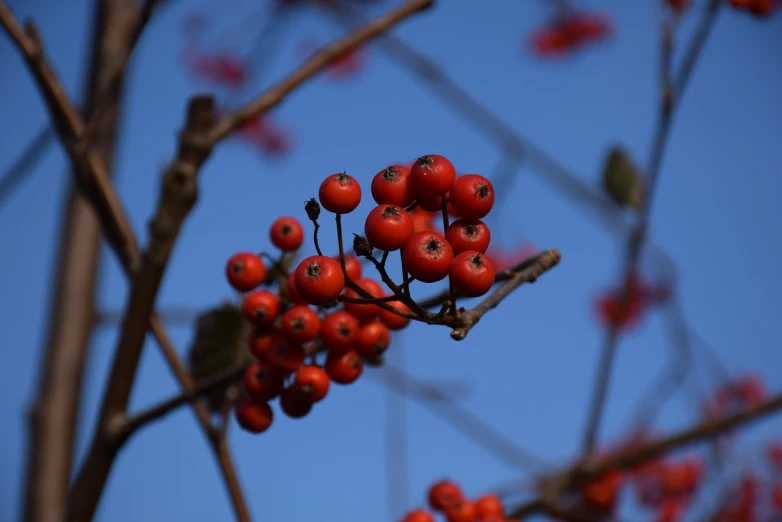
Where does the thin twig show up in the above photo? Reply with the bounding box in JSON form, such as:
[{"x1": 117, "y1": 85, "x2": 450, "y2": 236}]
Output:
[
  {"x1": 0, "y1": 125, "x2": 55, "y2": 210},
  {"x1": 207, "y1": 0, "x2": 435, "y2": 145},
  {"x1": 581, "y1": 0, "x2": 722, "y2": 455},
  {"x1": 368, "y1": 365, "x2": 550, "y2": 472}
]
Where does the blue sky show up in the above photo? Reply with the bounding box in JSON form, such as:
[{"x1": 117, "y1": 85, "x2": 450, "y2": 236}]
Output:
[{"x1": 1, "y1": 1, "x2": 781, "y2": 521}]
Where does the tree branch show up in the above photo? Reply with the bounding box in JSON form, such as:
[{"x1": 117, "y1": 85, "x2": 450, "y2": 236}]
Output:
[
  {"x1": 507, "y1": 390, "x2": 782, "y2": 519},
  {"x1": 207, "y1": 0, "x2": 435, "y2": 145},
  {"x1": 66, "y1": 96, "x2": 215, "y2": 522},
  {"x1": 0, "y1": 124, "x2": 55, "y2": 209},
  {"x1": 581, "y1": 0, "x2": 722, "y2": 455}
]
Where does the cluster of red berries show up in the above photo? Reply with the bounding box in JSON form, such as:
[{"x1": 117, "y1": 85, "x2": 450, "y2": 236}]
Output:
[
  {"x1": 400, "y1": 480, "x2": 514, "y2": 522},
  {"x1": 528, "y1": 11, "x2": 612, "y2": 58},
  {"x1": 730, "y1": 0, "x2": 778, "y2": 17},
  {"x1": 224, "y1": 154, "x2": 500, "y2": 433},
  {"x1": 235, "y1": 114, "x2": 292, "y2": 157},
  {"x1": 702, "y1": 373, "x2": 767, "y2": 422},
  {"x1": 594, "y1": 272, "x2": 671, "y2": 331}
]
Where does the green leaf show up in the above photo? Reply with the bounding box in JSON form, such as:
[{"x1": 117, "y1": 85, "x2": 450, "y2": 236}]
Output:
[
  {"x1": 187, "y1": 303, "x2": 251, "y2": 412},
  {"x1": 602, "y1": 146, "x2": 645, "y2": 212}
]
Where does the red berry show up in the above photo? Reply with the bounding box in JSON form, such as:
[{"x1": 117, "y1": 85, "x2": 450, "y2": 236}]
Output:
[
  {"x1": 749, "y1": 0, "x2": 775, "y2": 16},
  {"x1": 320, "y1": 310, "x2": 360, "y2": 353},
  {"x1": 428, "y1": 480, "x2": 463, "y2": 511},
  {"x1": 319, "y1": 172, "x2": 362, "y2": 214},
  {"x1": 474, "y1": 494, "x2": 503, "y2": 517},
  {"x1": 402, "y1": 232, "x2": 454, "y2": 283},
  {"x1": 268, "y1": 340, "x2": 305, "y2": 374},
  {"x1": 378, "y1": 299, "x2": 410, "y2": 330},
  {"x1": 234, "y1": 396, "x2": 273, "y2": 433},
  {"x1": 343, "y1": 278, "x2": 385, "y2": 322},
  {"x1": 355, "y1": 321, "x2": 391, "y2": 358},
  {"x1": 279, "y1": 386, "x2": 313, "y2": 419},
  {"x1": 449, "y1": 174, "x2": 494, "y2": 220},
  {"x1": 269, "y1": 216, "x2": 304, "y2": 252},
  {"x1": 283, "y1": 271, "x2": 308, "y2": 305},
  {"x1": 241, "y1": 290, "x2": 280, "y2": 327},
  {"x1": 418, "y1": 192, "x2": 449, "y2": 213},
  {"x1": 294, "y1": 255, "x2": 345, "y2": 305},
  {"x1": 280, "y1": 305, "x2": 321, "y2": 343},
  {"x1": 365, "y1": 204, "x2": 414, "y2": 251},
  {"x1": 449, "y1": 251, "x2": 495, "y2": 297},
  {"x1": 371, "y1": 165, "x2": 415, "y2": 207},
  {"x1": 444, "y1": 500, "x2": 477, "y2": 522},
  {"x1": 336, "y1": 253, "x2": 363, "y2": 281},
  {"x1": 226, "y1": 252, "x2": 266, "y2": 292},
  {"x1": 411, "y1": 154, "x2": 457, "y2": 198},
  {"x1": 446, "y1": 219, "x2": 491, "y2": 254},
  {"x1": 664, "y1": 0, "x2": 689, "y2": 12},
  {"x1": 412, "y1": 207, "x2": 439, "y2": 234},
  {"x1": 731, "y1": 0, "x2": 752, "y2": 7},
  {"x1": 248, "y1": 327, "x2": 285, "y2": 360},
  {"x1": 244, "y1": 361, "x2": 284, "y2": 400},
  {"x1": 325, "y1": 350, "x2": 363, "y2": 384},
  {"x1": 293, "y1": 365, "x2": 330, "y2": 402},
  {"x1": 401, "y1": 509, "x2": 435, "y2": 522}
]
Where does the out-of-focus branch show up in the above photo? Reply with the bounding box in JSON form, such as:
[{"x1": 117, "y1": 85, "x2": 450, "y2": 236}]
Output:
[
  {"x1": 369, "y1": 365, "x2": 551, "y2": 472},
  {"x1": 581, "y1": 0, "x2": 723, "y2": 455},
  {"x1": 207, "y1": 0, "x2": 435, "y2": 144},
  {"x1": 508, "y1": 389, "x2": 782, "y2": 519},
  {"x1": 0, "y1": 125, "x2": 55, "y2": 210}
]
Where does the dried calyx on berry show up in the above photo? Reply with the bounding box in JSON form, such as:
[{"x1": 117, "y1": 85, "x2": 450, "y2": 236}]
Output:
[
  {"x1": 353, "y1": 233, "x2": 374, "y2": 257},
  {"x1": 304, "y1": 197, "x2": 321, "y2": 221}
]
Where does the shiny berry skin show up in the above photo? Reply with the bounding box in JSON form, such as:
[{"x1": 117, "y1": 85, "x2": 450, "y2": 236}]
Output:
[
  {"x1": 283, "y1": 272, "x2": 308, "y2": 305},
  {"x1": 280, "y1": 305, "x2": 321, "y2": 344},
  {"x1": 279, "y1": 387, "x2": 313, "y2": 419},
  {"x1": 336, "y1": 253, "x2": 363, "y2": 281},
  {"x1": 446, "y1": 219, "x2": 491, "y2": 254},
  {"x1": 293, "y1": 365, "x2": 330, "y2": 402},
  {"x1": 474, "y1": 495, "x2": 503, "y2": 517},
  {"x1": 411, "y1": 154, "x2": 457, "y2": 198},
  {"x1": 378, "y1": 299, "x2": 410, "y2": 330},
  {"x1": 241, "y1": 290, "x2": 280, "y2": 327},
  {"x1": 365, "y1": 204, "x2": 414, "y2": 251},
  {"x1": 417, "y1": 192, "x2": 448, "y2": 212},
  {"x1": 444, "y1": 500, "x2": 477, "y2": 522},
  {"x1": 449, "y1": 174, "x2": 494, "y2": 220},
  {"x1": 234, "y1": 396, "x2": 273, "y2": 433},
  {"x1": 244, "y1": 361, "x2": 284, "y2": 400},
  {"x1": 320, "y1": 310, "x2": 360, "y2": 353},
  {"x1": 319, "y1": 172, "x2": 362, "y2": 214},
  {"x1": 401, "y1": 509, "x2": 435, "y2": 522},
  {"x1": 269, "y1": 216, "x2": 304, "y2": 252},
  {"x1": 371, "y1": 165, "x2": 415, "y2": 207},
  {"x1": 268, "y1": 341, "x2": 305, "y2": 374},
  {"x1": 325, "y1": 349, "x2": 363, "y2": 384},
  {"x1": 343, "y1": 278, "x2": 384, "y2": 322},
  {"x1": 428, "y1": 480, "x2": 463, "y2": 511},
  {"x1": 402, "y1": 232, "x2": 455, "y2": 283},
  {"x1": 226, "y1": 252, "x2": 266, "y2": 292},
  {"x1": 294, "y1": 255, "x2": 345, "y2": 305},
  {"x1": 449, "y1": 251, "x2": 495, "y2": 297},
  {"x1": 412, "y1": 207, "x2": 438, "y2": 234},
  {"x1": 355, "y1": 321, "x2": 391, "y2": 358}
]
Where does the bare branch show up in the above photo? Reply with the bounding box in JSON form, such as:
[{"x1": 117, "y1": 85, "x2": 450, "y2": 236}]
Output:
[
  {"x1": 0, "y1": 125, "x2": 55, "y2": 209},
  {"x1": 207, "y1": 0, "x2": 435, "y2": 145},
  {"x1": 507, "y1": 390, "x2": 782, "y2": 519},
  {"x1": 581, "y1": 0, "x2": 723, "y2": 455}
]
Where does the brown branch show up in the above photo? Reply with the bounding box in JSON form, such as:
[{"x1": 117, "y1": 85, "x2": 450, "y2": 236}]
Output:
[
  {"x1": 507, "y1": 390, "x2": 782, "y2": 519},
  {"x1": 115, "y1": 363, "x2": 247, "y2": 441},
  {"x1": 581, "y1": 0, "x2": 722, "y2": 455},
  {"x1": 448, "y1": 249, "x2": 561, "y2": 340},
  {"x1": 0, "y1": 4, "x2": 251, "y2": 521},
  {"x1": 206, "y1": 0, "x2": 435, "y2": 145},
  {"x1": 66, "y1": 96, "x2": 215, "y2": 522}
]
